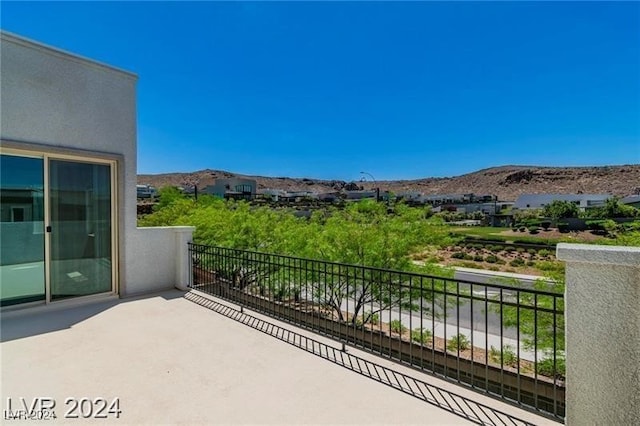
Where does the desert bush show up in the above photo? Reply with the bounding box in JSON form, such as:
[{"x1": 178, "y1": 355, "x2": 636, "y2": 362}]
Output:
[
  {"x1": 451, "y1": 252, "x2": 466, "y2": 259},
  {"x1": 411, "y1": 328, "x2": 432, "y2": 345},
  {"x1": 473, "y1": 255, "x2": 484, "y2": 262},
  {"x1": 536, "y1": 354, "x2": 566, "y2": 379},
  {"x1": 538, "y1": 249, "x2": 552, "y2": 258},
  {"x1": 447, "y1": 334, "x2": 470, "y2": 352},
  {"x1": 510, "y1": 258, "x2": 525, "y2": 267},
  {"x1": 489, "y1": 345, "x2": 518, "y2": 366},
  {"x1": 485, "y1": 255, "x2": 498, "y2": 263},
  {"x1": 364, "y1": 311, "x2": 379, "y2": 325},
  {"x1": 389, "y1": 319, "x2": 407, "y2": 334}
]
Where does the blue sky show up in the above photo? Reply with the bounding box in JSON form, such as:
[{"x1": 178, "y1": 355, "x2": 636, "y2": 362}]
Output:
[{"x1": 2, "y1": 1, "x2": 639, "y2": 180}]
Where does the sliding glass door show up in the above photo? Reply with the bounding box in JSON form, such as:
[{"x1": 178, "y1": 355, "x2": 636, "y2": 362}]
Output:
[
  {"x1": 0, "y1": 154, "x2": 46, "y2": 306},
  {"x1": 49, "y1": 159, "x2": 113, "y2": 300},
  {"x1": 0, "y1": 151, "x2": 116, "y2": 306}
]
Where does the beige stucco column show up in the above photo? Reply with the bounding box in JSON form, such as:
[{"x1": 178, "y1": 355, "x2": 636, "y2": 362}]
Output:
[{"x1": 556, "y1": 243, "x2": 640, "y2": 425}]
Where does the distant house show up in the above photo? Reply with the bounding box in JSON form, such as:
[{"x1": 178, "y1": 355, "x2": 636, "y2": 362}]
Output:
[
  {"x1": 621, "y1": 195, "x2": 640, "y2": 209},
  {"x1": 513, "y1": 194, "x2": 610, "y2": 211},
  {"x1": 259, "y1": 189, "x2": 286, "y2": 201},
  {"x1": 204, "y1": 178, "x2": 257, "y2": 200},
  {"x1": 136, "y1": 184, "x2": 157, "y2": 199},
  {"x1": 418, "y1": 193, "x2": 495, "y2": 206},
  {"x1": 343, "y1": 190, "x2": 377, "y2": 201},
  {"x1": 316, "y1": 192, "x2": 340, "y2": 202}
]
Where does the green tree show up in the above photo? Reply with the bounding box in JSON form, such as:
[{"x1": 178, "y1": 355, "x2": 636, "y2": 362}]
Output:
[
  {"x1": 490, "y1": 275, "x2": 565, "y2": 370},
  {"x1": 542, "y1": 200, "x2": 579, "y2": 220},
  {"x1": 513, "y1": 208, "x2": 543, "y2": 224},
  {"x1": 586, "y1": 197, "x2": 639, "y2": 219},
  {"x1": 142, "y1": 198, "x2": 458, "y2": 325}
]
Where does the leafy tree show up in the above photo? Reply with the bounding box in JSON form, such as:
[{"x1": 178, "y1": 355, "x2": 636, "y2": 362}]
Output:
[
  {"x1": 542, "y1": 200, "x2": 579, "y2": 220},
  {"x1": 154, "y1": 186, "x2": 187, "y2": 210},
  {"x1": 585, "y1": 197, "x2": 639, "y2": 219},
  {"x1": 513, "y1": 208, "x2": 543, "y2": 224},
  {"x1": 490, "y1": 275, "x2": 565, "y2": 372},
  {"x1": 143, "y1": 198, "x2": 458, "y2": 325}
]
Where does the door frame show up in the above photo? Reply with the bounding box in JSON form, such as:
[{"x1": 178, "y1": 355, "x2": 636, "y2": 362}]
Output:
[{"x1": 0, "y1": 145, "x2": 119, "y2": 305}]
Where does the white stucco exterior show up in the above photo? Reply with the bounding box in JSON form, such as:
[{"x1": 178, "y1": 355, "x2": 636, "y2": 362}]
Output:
[
  {"x1": 557, "y1": 243, "x2": 640, "y2": 426},
  {"x1": 0, "y1": 31, "x2": 193, "y2": 299}
]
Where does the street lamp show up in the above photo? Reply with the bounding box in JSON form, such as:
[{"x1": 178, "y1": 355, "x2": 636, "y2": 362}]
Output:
[{"x1": 360, "y1": 171, "x2": 380, "y2": 202}]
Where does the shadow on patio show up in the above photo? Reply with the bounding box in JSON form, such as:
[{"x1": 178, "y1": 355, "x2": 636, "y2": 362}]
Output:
[{"x1": 1, "y1": 290, "x2": 556, "y2": 425}]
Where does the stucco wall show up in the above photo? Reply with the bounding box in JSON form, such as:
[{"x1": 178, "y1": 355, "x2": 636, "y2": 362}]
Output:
[
  {"x1": 1, "y1": 32, "x2": 191, "y2": 296},
  {"x1": 557, "y1": 243, "x2": 640, "y2": 426},
  {"x1": 126, "y1": 227, "x2": 194, "y2": 296}
]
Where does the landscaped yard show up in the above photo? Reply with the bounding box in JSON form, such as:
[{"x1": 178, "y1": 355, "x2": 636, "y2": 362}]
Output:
[{"x1": 449, "y1": 226, "x2": 607, "y2": 245}]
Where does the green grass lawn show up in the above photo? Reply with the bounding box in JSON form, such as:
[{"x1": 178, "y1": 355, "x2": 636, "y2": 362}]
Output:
[{"x1": 447, "y1": 226, "x2": 607, "y2": 245}]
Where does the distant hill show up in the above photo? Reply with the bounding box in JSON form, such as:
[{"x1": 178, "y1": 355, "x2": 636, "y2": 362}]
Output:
[{"x1": 138, "y1": 164, "x2": 640, "y2": 201}]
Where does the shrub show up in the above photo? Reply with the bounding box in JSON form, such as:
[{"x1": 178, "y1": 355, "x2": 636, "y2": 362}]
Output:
[
  {"x1": 518, "y1": 226, "x2": 526, "y2": 232},
  {"x1": 446, "y1": 334, "x2": 470, "y2": 352},
  {"x1": 504, "y1": 246, "x2": 515, "y2": 253},
  {"x1": 451, "y1": 252, "x2": 465, "y2": 259},
  {"x1": 557, "y1": 222, "x2": 569, "y2": 233},
  {"x1": 473, "y1": 255, "x2": 484, "y2": 262},
  {"x1": 527, "y1": 248, "x2": 537, "y2": 255},
  {"x1": 489, "y1": 345, "x2": 518, "y2": 366},
  {"x1": 510, "y1": 258, "x2": 525, "y2": 267},
  {"x1": 411, "y1": 328, "x2": 432, "y2": 345},
  {"x1": 462, "y1": 253, "x2": 474, "y2": 261},
  {"x1": 535, "y1": 261, "x2": 565, "y2": 274},
  {"x1": 538, "y1": 249, "x2": 552, "y2": 258},
  {"x1": 496, "y1": 258, "x2": 506, "y2": 265},
  {"x1": 536, "y1": 355, "x2": 566, "y2": 379},
  {"x1": 365, "y1": 311, "x2": 379, "y2": 325},
  {"x1": 389, "y1": 319, "x2": 407, "y2": 334},
  {"x1": 490, "y1": 245, "x2": 502, "y2": 252},
  {"x1": 516, "y1": 247, "x2": 525, "y2": 253},
  {"x1": 485, "y1": 255, "x2": 498, "y2": 263},
  {"x1": 526, "y1": 260, "x2": 536, "y2": 267},
  {"x1": 528, "y1": 226, "x2": 540, "y2": 234},
  {"x1": 540, "y1": 220, "x2": 552, "y2": 230}
]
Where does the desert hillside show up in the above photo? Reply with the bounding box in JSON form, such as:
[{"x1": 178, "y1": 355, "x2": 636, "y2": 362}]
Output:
[{"x1": 138, "y1": 164, "x2": 640, "y2": 201}]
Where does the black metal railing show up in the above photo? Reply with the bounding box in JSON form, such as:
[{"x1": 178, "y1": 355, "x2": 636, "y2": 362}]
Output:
[{"x1": 189, "y1": 243, "x2": 565, "y2": 419}]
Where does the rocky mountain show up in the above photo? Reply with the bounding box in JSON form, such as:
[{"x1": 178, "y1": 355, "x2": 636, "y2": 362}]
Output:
[{"x1": 138, "y1": 164, "x2": 640, "y2": 201}]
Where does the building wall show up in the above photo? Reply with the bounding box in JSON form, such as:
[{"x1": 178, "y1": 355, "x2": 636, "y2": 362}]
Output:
[
  {"x1": 204, "y1": 178, "x2": 257, "y2": 198},
  {"x1": 1, "y1": 32, "x2": 191, "y2": 298}
]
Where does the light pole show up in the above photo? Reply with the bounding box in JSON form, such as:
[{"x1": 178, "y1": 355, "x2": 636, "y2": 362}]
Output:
[{"x1": 360, "y1": 171, "x2": 380, "y2": 202}]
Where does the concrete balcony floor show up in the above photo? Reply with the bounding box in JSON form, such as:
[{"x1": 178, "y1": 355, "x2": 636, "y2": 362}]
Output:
[{"x1": 1, "y1": 290, "x2": 558, "y2": 425}]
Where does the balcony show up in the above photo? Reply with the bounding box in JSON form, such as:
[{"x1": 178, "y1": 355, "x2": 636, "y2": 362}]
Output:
[
  {"x1": 2, "y1": 243, "x2": 638, "y2": 425},
  {"x1": 1, "y1": 290, "x2": 553, "y2": 425}
]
